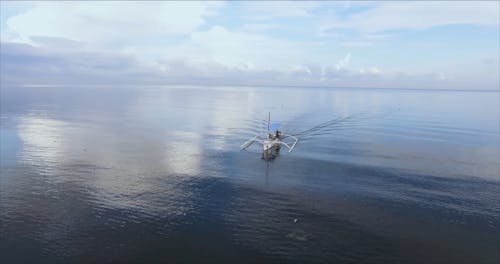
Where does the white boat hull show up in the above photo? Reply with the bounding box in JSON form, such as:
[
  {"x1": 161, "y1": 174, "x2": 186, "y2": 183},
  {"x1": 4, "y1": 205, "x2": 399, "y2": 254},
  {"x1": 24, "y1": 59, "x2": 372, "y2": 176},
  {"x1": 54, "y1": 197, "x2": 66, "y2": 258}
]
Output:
[{"x1": 263, "y1": 139, "x2": 281, "y2": 151}]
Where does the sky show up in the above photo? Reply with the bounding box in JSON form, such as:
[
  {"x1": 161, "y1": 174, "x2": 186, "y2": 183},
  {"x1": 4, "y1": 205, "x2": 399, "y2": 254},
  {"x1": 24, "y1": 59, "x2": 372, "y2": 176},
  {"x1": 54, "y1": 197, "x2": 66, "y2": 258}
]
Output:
[{"x1": 0, "y1": 1, "x2": 499, "y2": 90}]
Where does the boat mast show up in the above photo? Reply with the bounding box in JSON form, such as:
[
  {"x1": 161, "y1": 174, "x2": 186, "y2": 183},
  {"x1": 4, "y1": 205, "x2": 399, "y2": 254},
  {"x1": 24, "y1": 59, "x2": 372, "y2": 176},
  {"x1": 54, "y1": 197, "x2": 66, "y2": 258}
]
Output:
[{"x1": 267, "y1": 112, "x2": 270, "y2": 131}]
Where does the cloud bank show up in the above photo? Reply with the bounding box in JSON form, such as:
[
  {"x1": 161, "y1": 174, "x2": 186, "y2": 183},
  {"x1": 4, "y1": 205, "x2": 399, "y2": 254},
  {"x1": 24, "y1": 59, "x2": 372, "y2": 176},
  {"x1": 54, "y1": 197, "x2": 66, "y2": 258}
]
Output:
[{"x1": 1, "y1": 1, "x2": 499, "y2": 90}]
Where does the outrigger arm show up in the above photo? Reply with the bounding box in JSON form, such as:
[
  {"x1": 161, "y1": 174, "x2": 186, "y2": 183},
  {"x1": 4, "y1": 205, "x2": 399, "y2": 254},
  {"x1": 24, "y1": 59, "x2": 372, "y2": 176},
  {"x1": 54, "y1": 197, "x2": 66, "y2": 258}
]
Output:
[
  {"x1": 240, "y1": 135, "x2": 260, "y2": 150},
  {"x1": 279, "y1": 133, "x2": 299, "y2": 152},
  {"x1": 241, "y1": 134, "x2": 299, "y2": 152}
]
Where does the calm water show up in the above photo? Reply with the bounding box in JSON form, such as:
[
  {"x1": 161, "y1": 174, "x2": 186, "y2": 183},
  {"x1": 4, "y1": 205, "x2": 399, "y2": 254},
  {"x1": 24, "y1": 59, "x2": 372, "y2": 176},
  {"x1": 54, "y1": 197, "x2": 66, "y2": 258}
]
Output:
[{"x1": 1, "y1": 85, "x2": 499, "y2": 263}]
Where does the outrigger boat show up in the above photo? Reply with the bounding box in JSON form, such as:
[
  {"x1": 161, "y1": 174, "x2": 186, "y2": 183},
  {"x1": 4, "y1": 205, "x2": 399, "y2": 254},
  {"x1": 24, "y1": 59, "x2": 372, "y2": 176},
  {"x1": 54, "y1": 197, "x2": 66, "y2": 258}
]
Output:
[{"x1": 241, "y1": 113, "x2": 299, "y2": 153}]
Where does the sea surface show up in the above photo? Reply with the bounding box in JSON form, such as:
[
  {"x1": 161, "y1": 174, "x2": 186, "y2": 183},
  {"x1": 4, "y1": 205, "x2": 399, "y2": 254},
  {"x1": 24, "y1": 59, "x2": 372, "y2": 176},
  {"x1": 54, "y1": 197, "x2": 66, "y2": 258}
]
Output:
[{"x1": 1, "y1": 85, "x2": 499, "y2": 263}]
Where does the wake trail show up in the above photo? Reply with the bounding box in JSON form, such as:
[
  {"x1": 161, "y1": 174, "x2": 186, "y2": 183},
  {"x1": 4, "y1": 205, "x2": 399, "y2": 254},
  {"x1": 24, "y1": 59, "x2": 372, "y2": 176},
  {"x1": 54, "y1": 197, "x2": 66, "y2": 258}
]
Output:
[{"x1": 287, "y1": 109, "x2": 393, "y2": 140}]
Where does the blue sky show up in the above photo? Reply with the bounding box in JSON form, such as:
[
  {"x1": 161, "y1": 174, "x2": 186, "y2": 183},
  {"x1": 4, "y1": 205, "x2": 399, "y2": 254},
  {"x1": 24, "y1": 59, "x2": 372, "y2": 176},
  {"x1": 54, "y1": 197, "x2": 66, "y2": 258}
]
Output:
[{"x1": 1, "y1": 1, "x2": 499, "y2": 89}]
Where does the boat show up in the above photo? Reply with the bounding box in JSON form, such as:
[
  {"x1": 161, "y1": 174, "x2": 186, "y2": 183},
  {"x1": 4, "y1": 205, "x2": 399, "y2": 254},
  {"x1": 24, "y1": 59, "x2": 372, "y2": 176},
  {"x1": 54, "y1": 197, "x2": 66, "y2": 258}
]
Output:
[{"x1": 241, "y1": 113, "x2": 299, "y2": 153}]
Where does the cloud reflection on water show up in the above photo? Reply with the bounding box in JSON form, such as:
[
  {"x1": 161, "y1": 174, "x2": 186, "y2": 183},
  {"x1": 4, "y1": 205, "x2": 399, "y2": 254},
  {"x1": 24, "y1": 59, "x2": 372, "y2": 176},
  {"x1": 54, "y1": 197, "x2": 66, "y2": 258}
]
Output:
[
  {"x1": 15, "y1": 112, "x2": 206, "y2": 217},
  {"x1": 17, "y1": 116, "x2": 67, "y2": 171}
]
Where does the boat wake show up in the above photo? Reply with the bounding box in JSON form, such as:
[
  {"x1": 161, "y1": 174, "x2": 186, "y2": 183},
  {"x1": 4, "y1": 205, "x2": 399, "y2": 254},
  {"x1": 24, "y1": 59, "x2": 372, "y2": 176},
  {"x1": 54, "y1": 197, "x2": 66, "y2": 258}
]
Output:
[{"x1": 285, "y1": 110, "x2": 389, "y2": 141}]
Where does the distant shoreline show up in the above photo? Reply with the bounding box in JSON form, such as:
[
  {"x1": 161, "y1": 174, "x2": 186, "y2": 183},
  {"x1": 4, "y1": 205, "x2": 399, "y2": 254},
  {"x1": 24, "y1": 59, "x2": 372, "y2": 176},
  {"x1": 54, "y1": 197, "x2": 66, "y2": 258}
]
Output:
[{"x1": 2, "y1": 83, "x2": 499, "y2": 93}]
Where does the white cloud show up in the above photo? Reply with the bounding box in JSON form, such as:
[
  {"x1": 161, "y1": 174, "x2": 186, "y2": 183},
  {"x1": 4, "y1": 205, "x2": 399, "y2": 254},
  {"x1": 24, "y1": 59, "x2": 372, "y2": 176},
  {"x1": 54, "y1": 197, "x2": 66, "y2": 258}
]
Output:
[
  {"x1": 340, "y1": 41, "x2": 372, "y2": 47},
  {"x1": 167, "y1": 26, "x2": 316, "y2": 71},
  {"x1": 318, "y1": 31, "x2": 340, "y2": 38},
  {"x1": 359, "y1": 67, "x2": 381, "y2": 75},
  {"x1": 321, "y1": 1, "x2": 500, "y2": 33},
  {"x1": 335, "y1": 53, "x2": 351, "y2": 70},
  {"x1": 241, "y1": 1, "x2": 320, "y2": 20},
  {"x1": 1, "y1": 2, "x2": 498, "y2": 90},
  {"x1": 4, "y1": 1, "x2": 218, "y2": 45},
  {"x1": 241, "y1": 23, "x2": 278, "y2": 32},
  {"x1": 363, "y1": 34, "x2": 391, "y2": 40}
]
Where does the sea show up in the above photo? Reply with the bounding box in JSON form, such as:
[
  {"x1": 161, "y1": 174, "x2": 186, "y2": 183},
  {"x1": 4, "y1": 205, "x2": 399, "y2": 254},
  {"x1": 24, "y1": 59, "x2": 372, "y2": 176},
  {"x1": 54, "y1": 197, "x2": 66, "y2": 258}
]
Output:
[{"x1": 1, "y1": 85, "x2": 499, "y2": 263}]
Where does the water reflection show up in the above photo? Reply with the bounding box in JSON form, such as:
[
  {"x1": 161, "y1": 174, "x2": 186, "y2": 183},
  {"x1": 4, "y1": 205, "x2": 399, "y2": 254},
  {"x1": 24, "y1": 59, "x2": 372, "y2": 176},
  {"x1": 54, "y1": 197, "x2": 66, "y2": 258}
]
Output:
[
  {"x1": 1, "y1": 85, "x2": 499, "y2": 263},
  {"x1": 17, "y1": 115, "x2": 68, "y2": 172},
  {"x1": 13, "y1": 113, "x2": 205, "y2": 218},
  {"x1": 163, "y1": 130, "x2": 202, "y2": 175}
]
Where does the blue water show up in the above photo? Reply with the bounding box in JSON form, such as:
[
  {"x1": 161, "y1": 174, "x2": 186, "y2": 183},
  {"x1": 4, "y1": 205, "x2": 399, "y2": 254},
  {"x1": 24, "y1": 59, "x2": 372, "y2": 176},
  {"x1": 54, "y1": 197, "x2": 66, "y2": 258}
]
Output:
[{"x1": 1, "y1": 85, "x2": 499, "y2": 263}]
